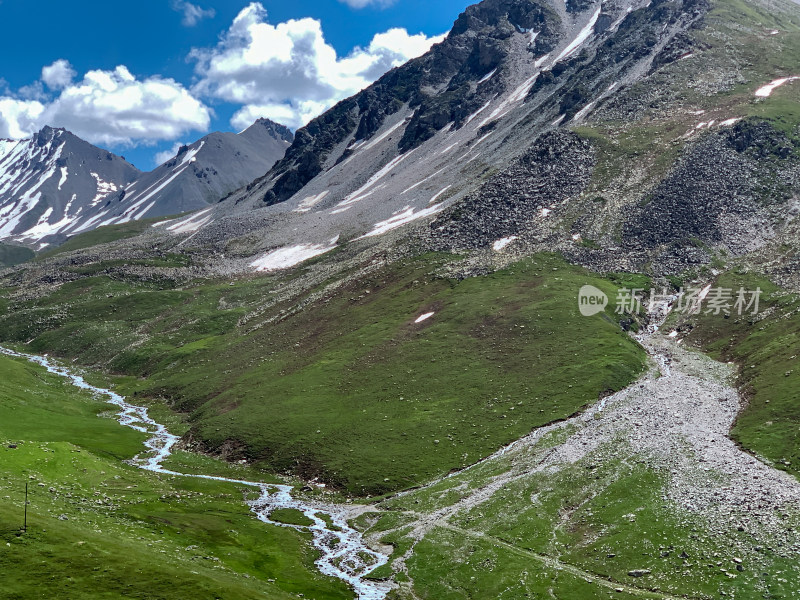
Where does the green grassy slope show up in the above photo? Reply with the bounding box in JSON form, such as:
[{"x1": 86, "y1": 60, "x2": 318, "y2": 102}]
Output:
[
  {"x1": 0, "y1": 243, "x2": 34, "y2": 268},
  {"x1": 0, "y1": 352, "x2": 352, "y2": 600},
  {"x1": 370, "y1": 445, "x2": 800, "y2": 599},
  {"x1": 680, "y1": 272, "x2": 800, "y2": 480},
  {"x1": 0, "y1": 253, "x2": 648, "y2": 496}
]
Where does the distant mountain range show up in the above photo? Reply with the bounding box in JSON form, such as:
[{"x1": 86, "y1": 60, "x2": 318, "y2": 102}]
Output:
[{"x1": 0, "y1": 119, "x2": 292, "y2": 248}]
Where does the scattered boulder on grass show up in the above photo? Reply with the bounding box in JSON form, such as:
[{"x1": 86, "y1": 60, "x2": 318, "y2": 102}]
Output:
[{"x1": 627, "y1": 569, "x2": 652, "y2": 577}]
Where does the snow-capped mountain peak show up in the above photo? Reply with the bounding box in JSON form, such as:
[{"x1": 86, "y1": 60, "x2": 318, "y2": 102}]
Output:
[
  {"x1": 0, "y1": 118, "x2": 293, "y2": 247},
  {"x1": 0, "y1": 127, "x2": 140, "y2": 248}
]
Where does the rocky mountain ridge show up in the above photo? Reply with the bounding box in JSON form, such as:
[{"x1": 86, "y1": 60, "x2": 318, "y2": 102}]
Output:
[
  {"x1": 137, "y1": 0, "x2": 737, "y2": 274},
  {"x1": 0, "y1": 119, "x2": 292, "y2": 248}
]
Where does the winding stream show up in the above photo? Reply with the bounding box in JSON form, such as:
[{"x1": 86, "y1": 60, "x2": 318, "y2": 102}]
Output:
[{"x1": 0, "y1": 346, "x2": 391, "y2": 600}]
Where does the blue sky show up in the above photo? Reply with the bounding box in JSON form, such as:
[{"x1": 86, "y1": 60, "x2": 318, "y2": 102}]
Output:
[{"x1": 0, "y1": 0, "x2": 471, "y2": 169}]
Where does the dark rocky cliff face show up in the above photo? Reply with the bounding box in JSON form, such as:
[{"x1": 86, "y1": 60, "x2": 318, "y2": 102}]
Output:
[
  {"x1": 263, "y1": 0, "x2": 564, "y2": 205},
  {"x1": 256, "y1": 0, "x2": 712, "y2": 210}
]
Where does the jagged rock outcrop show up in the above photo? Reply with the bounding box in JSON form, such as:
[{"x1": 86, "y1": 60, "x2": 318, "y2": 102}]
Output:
[{"x1": 262, "y1": 0, "x2": 564, "y2": 205}]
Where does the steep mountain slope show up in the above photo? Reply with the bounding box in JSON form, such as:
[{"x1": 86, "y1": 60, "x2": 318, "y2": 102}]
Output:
[
  {"x1": 153, "y1": 0, "x2": 715, "y2": 262},
  {"x1": 0, "y1": 119, "x2": 292, "y2": 248},
  {"x1": 110, "y1": 119, "x2": 292, "y2": 223},
  {"x1": 0, "y1": 127, "x2": 140, "y2": 249},
  {"x1": 140, "y1": 0, "x2": 800, "y2": 288}
]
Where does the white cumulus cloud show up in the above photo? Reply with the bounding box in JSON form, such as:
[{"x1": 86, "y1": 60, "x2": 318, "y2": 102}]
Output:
[
  {"x1": 0, "y1": 65, "x2": 211, "y2": 147},
  {"x1": 41, "y1": 60, "x2": 77, "y2": 90},
  {"x1": 0, "y1": 98, "x2": 46, "y2": 139},
  {"x1": 44, "y1": 66, "x2": 212, "y2": 146},
  {"x1": 191, "y1": 2, "x2": 445, "y2": 130}
]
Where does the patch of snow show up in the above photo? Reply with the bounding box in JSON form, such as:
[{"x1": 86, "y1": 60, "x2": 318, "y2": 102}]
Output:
[
  {"x1": 530, "y1": 30, "x2": 539, "y2": 45},
  {"x1": 540, "y1": 208, "x2": 552, "y2": 217},
  {"x1": 348, "y1": 139, "x2": 366, "y2": 151},
  {"x1": 507, "y1": 72, "x2": 540, "y2": 104},
  {"x1": 465, "y1": 153, "x2": 482, "y2": 164},
  {"x1": 336, "y1": 184, "x2": 387, "y2": 210},
  {"x1": 465, "y1": 101, "x2": 492, "y2": 125},
  {"x1": 552, "y1": 115, "x2": 566, "y2": 126},
  {"x1": 472, "y1": 131, "x2": 494, "y2": 149},
  {"x1": 718, "y1": 118, "x2": 741, "y2": 127},
  {"x1": 555, "y1": 7, "x2": 601, "y2": 63},
  {"x1": 572, "y1": 233, "x2": 582, "y2": 241},
  {"x1": 1, "y1": 141, "x2": 63, "y2": 205},
  {"x1": 359, "y1": 204, "x2": 445, "y2": 239},
  {"x1": 178, "y1": 141, "x2": 204, "y2": 166},
  {"x1": 18, "y1": 205, "x2": 77, "y2": 241},
  {"x1": 250, "y1": 239, "x2": 338, "y2": 272},
  {"x1": 415, "y1": 312, "x2": 435, "y2": 324},
  {"x1": 335, "y1": 151, "x2": 415, "y2": 208},
  {"x1": 478, "y1": 109, "x2": 511, "y2": 129},
  {"x1": 0, "y1": 139, "x2": 21, "y2": 163},
  {"x1": 755, "y1": 76, "x2": 800, "y2": 98},
  {"x1": 493, "y1": 236, "x2": 518, "y2": 251},
  {"x1": 0, "y1": 147, "x2": 63, "y2": 237},
  {"x1": 67, "y1": 209, "x2": 110, "y2": 235},
  {"x1": 64, "y1": 194, "x2": 77, "y2": 216},
  {"x1": 401, "y1": 167, "x2": 447, "y2": 196},
  {"x1": 429, "y1": 186, "x2": 451, "y2": 204},
  {"x1": 57, "y1": 167, "x2": 68, "y2": 191},
  {"x1": 361, "y1": 120, "x2": 407, "y2": 152},
  {"x1": 668, "y1": 331, "x2": 679, "y2": 338},
  {"x1": 440, "y1": 143, "x2": 459, "y2": 155},
  {"x1": 572, "y1": 101, "x2": 596, "y2": 122},
  {"x1": 294, "y1": 190, "x2": 330, "y2": 213},
  {"x1": 478, "y1": 66, "x2": 543, "y2": 129},
  {"x1": 90, "y1": 173, "x2": 119, "y2": 205},
  {"x1": 477, "y1": 69, "x2": 497, "y2": 84},
  {"x1": 167, "y1": 208, "x2": 214, "y2": 234}
]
